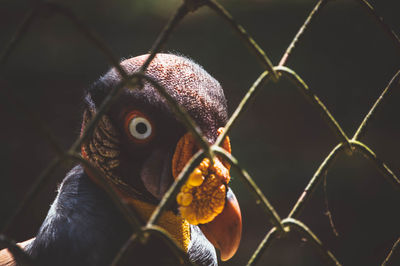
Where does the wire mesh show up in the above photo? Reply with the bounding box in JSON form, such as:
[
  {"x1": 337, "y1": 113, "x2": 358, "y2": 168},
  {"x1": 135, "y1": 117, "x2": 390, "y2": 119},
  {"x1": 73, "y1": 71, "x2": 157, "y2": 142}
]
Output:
[{"x1": 1, "y1": 0, "x2": 399, "y2": 265}]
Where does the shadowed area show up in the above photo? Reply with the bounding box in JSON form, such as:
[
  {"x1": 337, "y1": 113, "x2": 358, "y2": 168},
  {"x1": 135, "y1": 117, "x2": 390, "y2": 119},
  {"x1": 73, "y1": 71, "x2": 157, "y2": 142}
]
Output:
[{"x1": 1, "y1": 0, "x2": 400, "y2": 265}]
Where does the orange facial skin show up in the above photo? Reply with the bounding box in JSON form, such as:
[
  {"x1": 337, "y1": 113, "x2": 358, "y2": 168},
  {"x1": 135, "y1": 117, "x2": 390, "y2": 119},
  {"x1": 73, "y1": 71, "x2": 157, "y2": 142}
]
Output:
[{"x1": 172, "y1": 128, "x2": 242, "y2": 261}]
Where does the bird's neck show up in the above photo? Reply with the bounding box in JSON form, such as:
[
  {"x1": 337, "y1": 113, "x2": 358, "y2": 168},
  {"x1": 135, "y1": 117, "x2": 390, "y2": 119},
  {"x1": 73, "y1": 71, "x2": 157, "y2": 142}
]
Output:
[
  {"x1": 123, "y1": 197, "x2": 191, "y2": 252},
  {"x1": 82, "y1": 162, "x2": 191, "y2": 251}
]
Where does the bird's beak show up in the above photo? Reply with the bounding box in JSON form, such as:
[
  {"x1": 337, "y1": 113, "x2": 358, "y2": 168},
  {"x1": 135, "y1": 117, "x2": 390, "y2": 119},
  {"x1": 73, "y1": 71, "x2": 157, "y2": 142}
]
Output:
[
  {"x1": 172, "y1": 130, "x2": 242, "y2": 261},
  {"x1": 199, "y1": 188, "x2": 242, "y2": 261}
]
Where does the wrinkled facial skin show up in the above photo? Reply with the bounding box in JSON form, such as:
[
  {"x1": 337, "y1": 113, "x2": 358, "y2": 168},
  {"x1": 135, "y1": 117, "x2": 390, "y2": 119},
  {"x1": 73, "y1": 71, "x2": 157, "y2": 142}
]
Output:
[
  {"x1": 84, "y1": 54, "x2": 241, "y2": 261},
  {"x1": 85, "y1": 54, "x2": 228, "y2": 203},
  {"x1": 108, "y1": 96, "x2": 186, "y2": 202}
]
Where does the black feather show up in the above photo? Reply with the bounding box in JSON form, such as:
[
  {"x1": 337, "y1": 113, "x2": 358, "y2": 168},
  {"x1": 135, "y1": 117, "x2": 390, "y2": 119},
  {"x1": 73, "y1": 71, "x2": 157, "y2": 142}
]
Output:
[
  {"x1": 26, "y1": 166, "x2": 131, "y2": 266},
  {"x1": 27, "y1": 165, "x2": 217, "y2": 266},
  {"x1": 26, "y1": 54, "x2": 227, "y2": 265}
]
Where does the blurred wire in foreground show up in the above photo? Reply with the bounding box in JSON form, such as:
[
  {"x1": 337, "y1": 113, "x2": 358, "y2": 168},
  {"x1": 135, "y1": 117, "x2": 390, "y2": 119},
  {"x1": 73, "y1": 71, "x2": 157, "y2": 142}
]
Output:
[{"x1": 1, "y1": 0, "x2": 400, "y2": 265}]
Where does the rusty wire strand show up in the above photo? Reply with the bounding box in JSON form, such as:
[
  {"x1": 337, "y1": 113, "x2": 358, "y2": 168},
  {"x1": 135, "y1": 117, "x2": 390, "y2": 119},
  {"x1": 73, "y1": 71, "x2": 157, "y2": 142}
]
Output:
[
  {"x1": 146, "y1": 150, "x2": 204, "y2": 227},
  {"x1": 282, "y1": 218, "x2": 341, "y2": 266},
  {"x1": 0, "y1": 90, "x2": 66, "y2": 233},
  {"x1": 1, "y1": 157, "x2": 63, "y2": 234},
  {"x1": 351, "y1": 140, "x2": 400, "y2": 189},
  {"x1": 382, "y1": 237, "x2": 400, "y2": 266},
  {"x1": 0, "y1": 89, "x2": 65, "y2": 157},
  {"x1": 279, "y1": 0, "x2": 329, "y2": 67},
  {"x1": 215, "y1": 0, "x2": 331, "y2": 146},
  {"x1": 276, "y1": 66, "x2": 352, "y2": 150},
  {"x1": 111, "y1": 231, "x2": 140, "y2": 266},
  {"x1": 0, "y1": 0, "x2": 131, "y2": 234},
  {"x1": 205, "y1": 0, "x2": 279, "y2": 82},
  {"x1": 355, "y1": 0, "x2": 400, "y2": 54},
  {"x1": 1, "y1": 0, "x2": 206, "y2": 259},
  {"x1": 139, "y1": 2, "x2": 190, "y2": 73},
  {"x1": 288, "y1": 143, "x2": 345, "y2": 218},
  {"x1": 133, "y1": 73, "x2": 212, "y2": 158},
  {"x1": 246, "y1": 226, "x2": 279, "y2": 266},
  {"x1": 112, "y1": 226, "x2": 196, "y2": 266},
  {"x1": 0, "y1": 6, "x2": 39, "y2": 69},
  {"x1": 323, "y1": 172, "x2": 339, "y2": 237},
  {"x1": 215, "y1": 70, "x2": 271, "y2": 147},
  {"x1": 251, "y1": 67, "x2": 400, "y2": 261},
  {"x1": 1, "y1": 0, "x2": 399, "y2": 265},
  {"x1": 353, "y1": 69, "x2": 400, "y2": 141},
  {"x1": 143, "y1": 226, "x2": 196, "y2": 265},
  {"x1": 248, "y1": 218, "x2": 341, "y2": 266},
  {"x1": 69, "y1": 154, "x2": 143, "y2": 229},
  {"x1": 110, "y1": 151, "x2": 205, "y2": 265},
  {"x1": 251, "y1": 67, "x2": 400, "y2": 264},
  {"x1": 213, "y1": 147, "x2": 285, "y2": 232}
]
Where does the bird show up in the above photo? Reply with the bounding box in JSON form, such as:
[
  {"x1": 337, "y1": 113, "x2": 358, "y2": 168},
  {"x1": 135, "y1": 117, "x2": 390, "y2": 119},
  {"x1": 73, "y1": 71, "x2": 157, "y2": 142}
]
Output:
[{"x1": 0, "y1": 53, "x2": 242, "y2": 266}]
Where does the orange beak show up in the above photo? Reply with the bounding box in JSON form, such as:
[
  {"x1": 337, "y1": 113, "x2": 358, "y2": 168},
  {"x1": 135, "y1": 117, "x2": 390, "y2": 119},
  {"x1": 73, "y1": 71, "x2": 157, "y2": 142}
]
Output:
[
  {"x1": 199, "y1": 187, "x2": 242, "y2": 261},
  {"x1": 172, "y1": 130, "x2": 242, "y2": 261}
]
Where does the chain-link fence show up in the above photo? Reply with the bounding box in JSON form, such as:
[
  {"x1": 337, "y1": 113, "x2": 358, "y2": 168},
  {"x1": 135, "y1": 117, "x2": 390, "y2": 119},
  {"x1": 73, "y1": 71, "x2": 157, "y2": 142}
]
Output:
[{"x1": 1, "y1": 0, "x2": 399, "y2": 265}]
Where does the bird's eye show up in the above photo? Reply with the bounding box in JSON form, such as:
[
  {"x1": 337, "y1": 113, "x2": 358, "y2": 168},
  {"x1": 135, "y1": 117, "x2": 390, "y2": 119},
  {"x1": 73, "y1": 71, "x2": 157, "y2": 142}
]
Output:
[{"x1": 124, "y1": 111, "x2": 154, "y2": 143}]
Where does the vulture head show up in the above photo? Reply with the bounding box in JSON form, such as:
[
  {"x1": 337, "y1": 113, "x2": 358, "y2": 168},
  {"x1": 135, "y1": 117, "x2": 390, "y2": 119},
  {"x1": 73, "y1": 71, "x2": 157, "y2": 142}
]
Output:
[
  {"x1": 81, "y1": 54, "x2": 242, "y2": 262},
  {"x1": 0, "y1": 53, "x2": 242, "y2": 266}
]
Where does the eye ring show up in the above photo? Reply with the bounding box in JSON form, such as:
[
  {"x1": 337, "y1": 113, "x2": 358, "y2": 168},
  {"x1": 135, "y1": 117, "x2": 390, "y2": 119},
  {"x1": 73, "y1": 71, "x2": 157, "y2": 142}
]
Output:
[{"x1": 124, "y1": 110, "x2": 155, "y2": 144}]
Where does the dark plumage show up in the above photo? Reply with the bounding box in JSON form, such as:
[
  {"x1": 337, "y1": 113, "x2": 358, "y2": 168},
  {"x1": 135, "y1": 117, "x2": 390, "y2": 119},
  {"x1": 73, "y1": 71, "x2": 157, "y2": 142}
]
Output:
[
  {"x1": 1, "y1": 53, "x2": 241, "y2": 266},
  {"x1": 25, "y1": 166, "x2": 217, "y2": 266},
  {"x1": 26, "y1": 166, "x2": 132, "y2": 265}
]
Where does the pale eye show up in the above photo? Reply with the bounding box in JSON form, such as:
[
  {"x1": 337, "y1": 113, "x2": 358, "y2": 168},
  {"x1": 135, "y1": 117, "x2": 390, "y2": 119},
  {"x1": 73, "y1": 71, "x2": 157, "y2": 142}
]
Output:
[{"x1": 129, "y1": 116, "x2": 152, "y2": 140}]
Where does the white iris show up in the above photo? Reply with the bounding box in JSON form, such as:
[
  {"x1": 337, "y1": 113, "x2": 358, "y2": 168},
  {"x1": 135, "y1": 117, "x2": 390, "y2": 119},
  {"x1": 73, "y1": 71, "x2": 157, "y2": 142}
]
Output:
[{"x1": 129, "y1": 116, "x2": 152, "y2": 140}]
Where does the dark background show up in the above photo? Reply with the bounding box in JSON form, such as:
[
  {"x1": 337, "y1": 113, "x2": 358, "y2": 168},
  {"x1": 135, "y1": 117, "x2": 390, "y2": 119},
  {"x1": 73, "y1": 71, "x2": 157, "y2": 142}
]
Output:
[{"x1": 1, "y1": 0, "x2": 400, "y2": 265}]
